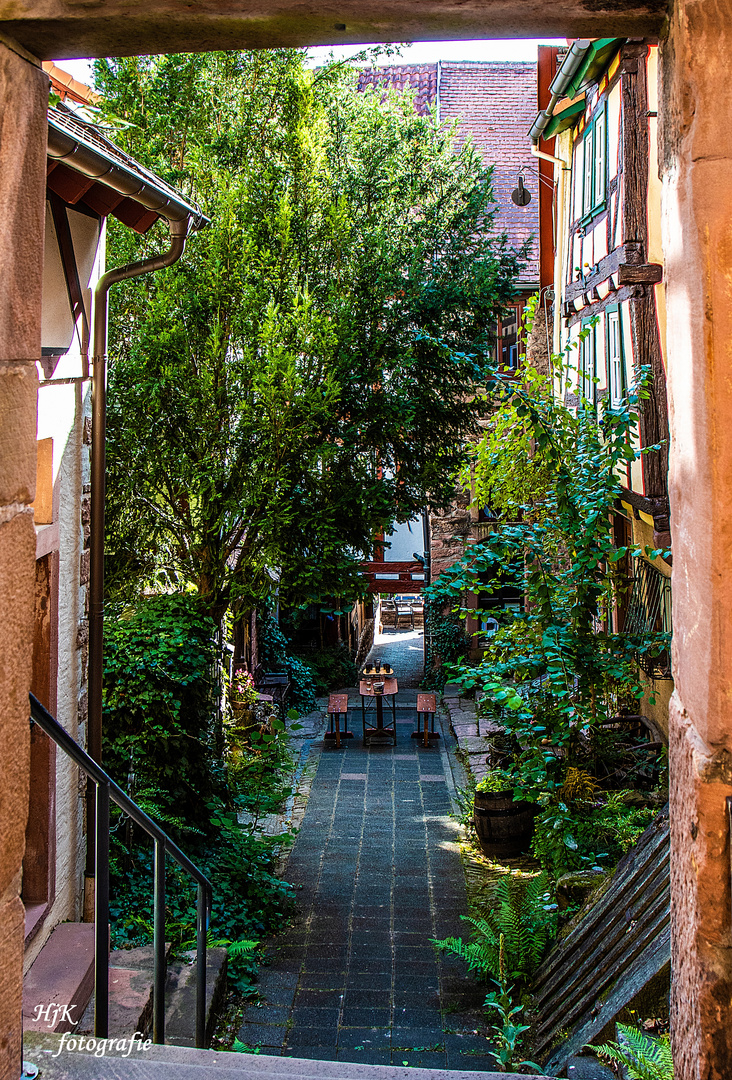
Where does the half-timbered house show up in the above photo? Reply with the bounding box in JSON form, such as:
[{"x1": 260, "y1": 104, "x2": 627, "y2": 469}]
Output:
[{"x1": 532, "y1": 39, "x2": 672, "y2": 736}]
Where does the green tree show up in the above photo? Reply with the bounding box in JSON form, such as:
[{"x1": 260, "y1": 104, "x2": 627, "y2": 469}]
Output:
[{"x1": 96, "y1": 51, "x2": 524, "y2": 621}]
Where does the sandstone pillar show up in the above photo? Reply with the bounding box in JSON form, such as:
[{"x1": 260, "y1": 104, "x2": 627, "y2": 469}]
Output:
[
  {"x1": 660, "y1": 3, "x2": 732, "y2": 1076},
  {"x1": 0, "y1": 34, "x2": 47, "y2": 1080}
]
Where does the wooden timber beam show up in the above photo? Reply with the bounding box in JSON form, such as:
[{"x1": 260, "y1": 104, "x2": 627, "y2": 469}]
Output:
[{"x1": 2, "y1": 1, "x2": 669, "y2": 63}]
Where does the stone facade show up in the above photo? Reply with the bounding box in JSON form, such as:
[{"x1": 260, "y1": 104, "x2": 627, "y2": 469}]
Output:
[
  {"x1": 660, "y1": 1, "x2": 732, "y2": 1072},
  {"x1": 429, "y1": 491, "x2": 474, "y2": 581},
  {"x1": 0, "y1": 37, "x2": 48, "y2": 1080}
]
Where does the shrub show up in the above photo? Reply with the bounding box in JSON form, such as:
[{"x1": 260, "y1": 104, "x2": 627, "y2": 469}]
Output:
[
  {"x1": 589, "y1": 1023, "x2": 673, "y2": 1080},
  {"x1": 531, "y1": 793, "x2": 656, "y2": 878},
  {"x1": 103, "y1": 593, "x2": 224, "y2": 839},
  {"x1": 295, "y1": 645, "x2": 357, "y2": 695}
]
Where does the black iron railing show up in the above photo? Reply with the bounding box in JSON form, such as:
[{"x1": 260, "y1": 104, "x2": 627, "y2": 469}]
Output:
[{"x1": 29, "y1": 693, "x2": 212, "y2": 1047}]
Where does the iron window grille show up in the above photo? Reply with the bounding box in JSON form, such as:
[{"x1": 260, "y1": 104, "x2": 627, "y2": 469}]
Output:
[{"x1": 624, "y1": 558, "x2": 672, "y2": 679}]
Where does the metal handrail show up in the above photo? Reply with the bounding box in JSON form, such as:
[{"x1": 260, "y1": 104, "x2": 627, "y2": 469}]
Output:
[{"x1": 28, "y1": 693, "x2": 213, "y2": 1047}]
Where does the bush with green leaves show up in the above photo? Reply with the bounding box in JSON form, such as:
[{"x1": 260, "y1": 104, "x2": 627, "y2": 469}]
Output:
[
  {"x1": 294, "y1": 644, "x2": 357, "y2": 695},
  {"x1": 531, "y1": 793, "x2": 656, "y2": 878},
  {"x1": 103, "y1": 593, "x2": 224, "y2": 839},
  {"x1": 104, "y1": 593, "x2": 296, "y2": 991},
  {"x1": 426, "y1": 307, "x2": 669, "y2": 882},
  {"x1": 423, "y1": 598, "x2": 470, "y2": 690},
  {"x1": 432, "y1": 872, "x2": 557, "y2": 983},
  {"x1": 110, "y1": 811, "x2": 295, "y2": 992},
  {"x1": 589, "y1": 1023, "x2": 673, "y2": 1080},
  {"x1": 258, "y1": 611, "x2": 317, "y2": 715}
]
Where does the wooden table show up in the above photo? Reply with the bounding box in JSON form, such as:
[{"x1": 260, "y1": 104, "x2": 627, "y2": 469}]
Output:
[{"x1": 359, "y1": 676, "x2": 398, "y2": 745}]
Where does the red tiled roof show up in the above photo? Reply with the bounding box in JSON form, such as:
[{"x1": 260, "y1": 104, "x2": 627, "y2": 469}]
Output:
[
  {"x1": 357, "y1": 65, "x2": 437, "y2": 116},
  {"x1": 357, "y1": 62, "x2": 539, "y2": 283}
]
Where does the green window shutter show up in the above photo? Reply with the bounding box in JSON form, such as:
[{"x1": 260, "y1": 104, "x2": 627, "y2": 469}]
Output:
[
  {"x1": 593, "y1": 107, "x2": 606, "y2": 207},
  {"x1": 583, "y1": 127, "x2": 594, "y2": 217}
]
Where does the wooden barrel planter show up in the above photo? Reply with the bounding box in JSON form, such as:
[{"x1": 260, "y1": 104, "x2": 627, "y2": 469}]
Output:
[{"x1": 473, "y1": 789, "x2": 537, "y2": 858}]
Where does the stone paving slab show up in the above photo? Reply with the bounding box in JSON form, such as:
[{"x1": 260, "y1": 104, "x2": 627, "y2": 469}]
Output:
[
  {"x1": 239, "y1": 702, "x2": 488, "y2": 1068},
  {"x1": 365, "y1": 628, "x2": 425, "y2": 690}
]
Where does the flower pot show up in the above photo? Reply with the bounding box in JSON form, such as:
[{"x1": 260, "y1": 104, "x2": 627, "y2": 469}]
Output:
[{"x1": 473, "y1": 789, "x2": 537, "y2": 859}]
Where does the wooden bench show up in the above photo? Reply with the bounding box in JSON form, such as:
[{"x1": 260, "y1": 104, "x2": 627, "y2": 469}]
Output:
[
  {"x1": 415, "y1": 692, "x2": 438, "y2": 747},
  {"x1": 325, "y1": 693, "x2": 351, "y2": 748},
  {"x1": 253, "y1": 665, "x2": 290, "y2": 708}
]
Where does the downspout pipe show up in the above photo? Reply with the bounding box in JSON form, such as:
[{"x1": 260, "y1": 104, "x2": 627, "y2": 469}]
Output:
[
  {"x1": 531, "y1": 145, "x2": 569, "y2": 358},
  {"x1": 85, "y1": 215, "x2": 193, "y2": 885}
]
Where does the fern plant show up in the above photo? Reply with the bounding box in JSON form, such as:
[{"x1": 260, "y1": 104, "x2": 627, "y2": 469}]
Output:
[
  {"x1": 432, "y1": 872, "x2": 557, "y2": 982},
  {"x1": 484, "y1": 935, "x2": 543, "y2": 1073},
  {"x1": 589, "y1": 1024, "x2": 673, "y2": 1080}
]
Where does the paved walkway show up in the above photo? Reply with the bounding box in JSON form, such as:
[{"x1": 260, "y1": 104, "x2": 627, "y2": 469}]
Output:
[
  {"x1": 366, "y1": 628, "x2": 425, "y2": 690},
  {"x1": 238, "y1": 694, "x2": 490, "y2": 1069}
]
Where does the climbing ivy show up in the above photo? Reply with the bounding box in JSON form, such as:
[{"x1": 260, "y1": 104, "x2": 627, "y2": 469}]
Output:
[{"x1": 426, "y1": 315, "x2": 670, "y2": 803}]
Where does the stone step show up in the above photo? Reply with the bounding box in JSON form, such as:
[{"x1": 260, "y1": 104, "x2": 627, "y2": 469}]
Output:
[
  {"x1": 23, "y1": 922, "x2": 96, "y2": 1034},
  {"x1": 77, "y1": 945, "x2": 227, "y2": 1046},
  {"x1": 24, "y1": 1033, "x2": 551, "y2": 1079}
]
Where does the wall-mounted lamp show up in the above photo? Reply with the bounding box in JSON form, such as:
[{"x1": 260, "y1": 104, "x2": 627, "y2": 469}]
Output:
[{"x1": 511, "y1": 174, "x2": 531, "y2": 206}]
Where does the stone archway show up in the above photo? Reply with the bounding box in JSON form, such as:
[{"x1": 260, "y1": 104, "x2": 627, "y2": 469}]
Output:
[{"x1": 2, "y1": 3, "x2": 732, "y2": 1077}]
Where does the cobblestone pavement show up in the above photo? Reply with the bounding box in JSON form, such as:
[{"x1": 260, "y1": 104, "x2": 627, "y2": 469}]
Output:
[
  {"x1": 238, "y1": 701, "x2": 490, "y2": 1068},
  {"x1": 366, "y1": 628, "x2": 425, "y2": 690}
]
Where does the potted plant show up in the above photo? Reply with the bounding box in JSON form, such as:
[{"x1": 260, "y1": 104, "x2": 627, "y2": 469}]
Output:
[
  {"x1": 230, "y1": 667, "x2": 259, "y2": 731},
  {"x1": 473, "y1": 768, "x2": 538, "y2": 859}
]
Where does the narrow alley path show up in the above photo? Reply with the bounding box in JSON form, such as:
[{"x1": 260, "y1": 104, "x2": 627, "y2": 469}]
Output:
[
  {"x1": 366, "y1": 627, "x2": 426, "y2": 690},
  {"x1": 237, "y1": 673, "x2": 491, "y2": 1068}
]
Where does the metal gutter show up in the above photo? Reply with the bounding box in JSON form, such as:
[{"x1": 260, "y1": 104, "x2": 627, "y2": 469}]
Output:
[
  {"x1": 47, "y1": 105, "x2": 207, "y2": 229},
  {"x1": 528, "y1": 40, "x2": 592, "y2": 145}
]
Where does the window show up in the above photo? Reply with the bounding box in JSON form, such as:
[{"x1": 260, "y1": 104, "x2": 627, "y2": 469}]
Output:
[
  {"x1": 594, "y1": 108, "x2": 606, "y2": 207},
  {"x1": 573, "y1": 138, "x2": 585, "y2": 220},
  {"x1": 624, "y1": 559, "x2": 672, "y2": 679},
  {"x1": 574, "y1": 104, "x2": 607, "y2": 221},
  {"x1": 583, "y1": 128, "x2": 594, "y2": 217},
  {"x1": 492, "y1": 302, "x2": 526, "y2": 371},
  {"x1": 580, "y1": 321, "x2": 597, "y2": 402},
  {"x1": 607, "y1": 308, "x2": 624, "y2": 406}
]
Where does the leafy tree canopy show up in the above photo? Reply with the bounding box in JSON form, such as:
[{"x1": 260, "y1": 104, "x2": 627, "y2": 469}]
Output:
[{"x1": 96, "y1": 50, "x2": 525, "y2": 619}]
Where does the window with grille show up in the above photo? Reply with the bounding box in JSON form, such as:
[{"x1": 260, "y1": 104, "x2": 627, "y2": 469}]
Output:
[
  {"x1": 624, "y1": 558, "x2": 672, "y2": 679},
  {"x1": 574, "y1": 103, "x2": 607, "y2": 221}
]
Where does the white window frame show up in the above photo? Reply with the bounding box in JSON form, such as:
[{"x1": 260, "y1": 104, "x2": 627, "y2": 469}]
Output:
[
  {"x1": 583, "y1": 128, "x2": 594, "y2": 217},
  {"x1": 594, "y1": 107, "x2": 606, "y2": 208},
  {"x1": 574, "y1": 137, "x2": 585, "y2": 221},
  {"x1": 575, "y1": 104, "x2": 608, "y2": 220},
  {"x1": 607, "y1": 308, "x2": 624, "y2": 406},
  {"x1": 581, "y1": 321, "x2": 596, "y2": 402}
]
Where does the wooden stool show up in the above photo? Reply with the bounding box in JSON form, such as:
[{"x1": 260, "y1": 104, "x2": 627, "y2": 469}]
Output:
[
  {"x1": 326, "y1": 693, "x2": 350, "y2": 748},
  {"x1": 415, "y1": 693, "x2": 438, "y2": 747}
]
